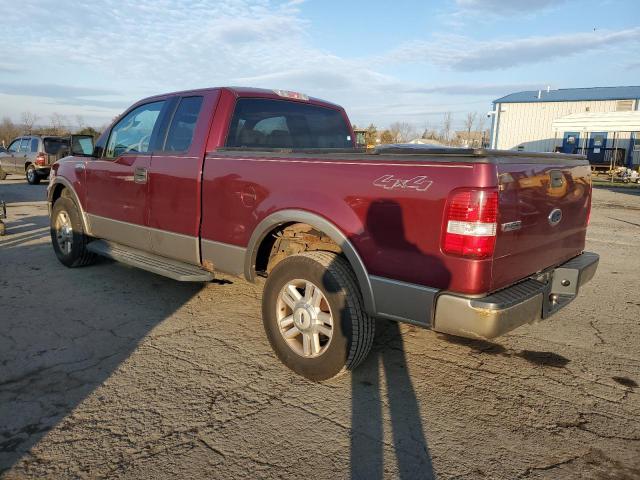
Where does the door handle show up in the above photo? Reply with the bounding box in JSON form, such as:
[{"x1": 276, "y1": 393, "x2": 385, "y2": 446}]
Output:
[{"x1": 134, "y1": 167, "x2": 148, "y2": 184}]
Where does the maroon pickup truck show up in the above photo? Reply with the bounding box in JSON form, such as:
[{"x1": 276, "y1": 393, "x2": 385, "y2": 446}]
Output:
[{"x1": 48, "y1": 87, "x2": 598, "y2": 380}]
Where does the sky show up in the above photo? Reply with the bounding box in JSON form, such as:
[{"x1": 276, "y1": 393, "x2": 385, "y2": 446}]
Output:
[{"x1": 0, "y1": 0, "x2": 638, "y2": 131}]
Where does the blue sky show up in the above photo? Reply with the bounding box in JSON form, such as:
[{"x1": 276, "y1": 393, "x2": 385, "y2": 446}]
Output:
[{"x1": 0, "y1": 0, "x2": 638, "y2": 130}]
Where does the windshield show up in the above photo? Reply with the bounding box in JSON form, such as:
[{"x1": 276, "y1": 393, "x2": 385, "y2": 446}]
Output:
[{"x1": 226, "y1": 98, "x2": 353, "y2": 149}]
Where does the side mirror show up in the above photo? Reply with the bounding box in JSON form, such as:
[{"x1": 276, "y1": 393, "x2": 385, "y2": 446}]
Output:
[{"x1": 70, "y1": 135, "x2": 95, "y2": 156}]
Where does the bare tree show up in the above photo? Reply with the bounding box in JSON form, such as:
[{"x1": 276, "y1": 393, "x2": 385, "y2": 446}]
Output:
[
  {"x1": 389, "y1": 121, "x2": 417, "y2": 143},
  {"x1": 464, "y1": 112, "x2": 477, "y2": 136},
  {"x1": 477, "y1": 115, "x2": 487, "y2": 147},
  {"x1": 49, "y1": 113, "x2": 69, "y2": 135},
  {"x1": 0, "y1": 117, "x2": 21, "y2": 147},
  {"x1": 75, "y1": 115, "x2": 86, "y2": 131},
  {"x1": 20, "y1": 112, "x2": 38, "y2": 134},
  {"x1": 441, "y1": 112, "x2": 452, "y2": 144},
  {"x1": 462, "y1": 112, "x2": 477, "y2": 147}
]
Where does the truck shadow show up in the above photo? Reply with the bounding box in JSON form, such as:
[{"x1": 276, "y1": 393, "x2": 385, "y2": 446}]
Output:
[
  {"x1": 440, "y1": 335, "x2": 570, "y2": 368},
  {"x1": 0, "y1": 210, "x2": 204, "y2": 474},
  {"x1": 344, "y1": 199, "x2": 439, "y2": 479},
  {"x1": 350, "y1": 321, "x2": 435, "y2": 479}
]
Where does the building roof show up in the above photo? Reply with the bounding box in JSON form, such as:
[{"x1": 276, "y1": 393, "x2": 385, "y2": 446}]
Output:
[{"x1": 494, "y1": 86, "x2": 640, "y2": 104}]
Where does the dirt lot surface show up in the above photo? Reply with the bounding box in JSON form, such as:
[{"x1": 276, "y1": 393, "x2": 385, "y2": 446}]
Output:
[{"x1": 1, "y1": 177, "x2": 639, "y2": 479}]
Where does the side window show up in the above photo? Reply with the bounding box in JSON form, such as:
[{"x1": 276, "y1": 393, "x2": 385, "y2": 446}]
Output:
[
  {"x1": 19, "y1": 138, "x2": 30, "y2": 152},
  {"x1": 7, "y1": 139, "x2": 21, "y2": 153},
  {"x1": 164, "y1": 96, "x2": 203, "y2": 152},
  {"x1": 105, "y1": 101, "x2": 165, "y2": 158},
  {"x1": 30, "y1": 138, "x2": 39, "y2": 152}
]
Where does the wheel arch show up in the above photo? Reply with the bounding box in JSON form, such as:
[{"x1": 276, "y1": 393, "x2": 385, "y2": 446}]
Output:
[
  {"x1": 245, "y1": 210, "x2": 375, "y2": 315},
  {"x1": 48, "y1": 178, "x2": 91, "y2": 235}
]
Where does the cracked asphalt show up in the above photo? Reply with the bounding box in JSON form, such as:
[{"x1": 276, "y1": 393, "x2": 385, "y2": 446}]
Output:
[{"x1": 1, "y1": 177, "x2": 639, "y2": 479}]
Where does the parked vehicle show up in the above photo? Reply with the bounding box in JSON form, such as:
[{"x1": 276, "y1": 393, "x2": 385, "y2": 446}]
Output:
[
  {"x1": 47, "y1": 87, "x2": 598, "y2": 380},
  {"x1": 0, "y1": 135, "x2": 93, "y2": 184}
]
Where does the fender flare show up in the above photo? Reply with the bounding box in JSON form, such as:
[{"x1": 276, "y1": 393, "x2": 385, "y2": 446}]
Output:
[
  {"x1": 244, "y1": 209, "x2": 375, "y2": 315},
  {"x1": 48, "y1": 177, "x2": 92, "y2": 235}
]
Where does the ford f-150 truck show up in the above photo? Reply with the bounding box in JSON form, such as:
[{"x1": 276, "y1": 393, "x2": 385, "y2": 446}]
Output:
[{"x1": 48, "y1": 87, "x2": 598, "y2": 380}]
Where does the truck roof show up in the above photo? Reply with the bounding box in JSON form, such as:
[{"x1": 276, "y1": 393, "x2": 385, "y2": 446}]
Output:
[{"x1": 136, "y1": 86, "x2": 343, "y2": 110}]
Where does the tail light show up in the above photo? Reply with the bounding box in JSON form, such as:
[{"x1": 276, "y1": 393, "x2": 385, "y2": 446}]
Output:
[
  {"x1": 442, "y1": 188, "x2": 498, "y2": 259},
  {"x1": 35, "y1": 153, "x2": 46, "y2": 166}
]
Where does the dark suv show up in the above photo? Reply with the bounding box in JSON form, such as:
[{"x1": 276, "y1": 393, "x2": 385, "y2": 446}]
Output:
[{"x1": 0, "y1": 136, "x2": 70, "y2": 184}]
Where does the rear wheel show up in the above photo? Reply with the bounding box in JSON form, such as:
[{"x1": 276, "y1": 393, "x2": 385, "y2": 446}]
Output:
[
  {"x1": 26, "y1": 165, "x2": 40, "y2": 185},
  {"x1": 50, "y1": 197, "x2": 96, "y2": 267},
  {"x1": 262, "y1": 251, "x2": 375, "y2": 381}
]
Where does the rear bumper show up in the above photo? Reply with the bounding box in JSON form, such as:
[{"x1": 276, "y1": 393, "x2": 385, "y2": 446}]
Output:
[{"x1": 432, "y1": 252, "x2": 599, "y2": 340}]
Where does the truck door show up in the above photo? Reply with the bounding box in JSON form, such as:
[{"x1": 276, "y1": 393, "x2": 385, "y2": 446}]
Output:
[
  {"x1": 2, "y1": 138, "x2": 21, "y2": 173},
  {"x1": 15, "y1": 138, "x2": 31, "y2": 173},
  {"x1": 147, "y1": 93, "x2": 213, "y2": 264},
  {"x1": 84, "y1": 100, "x2": 166, "y2": 251}
]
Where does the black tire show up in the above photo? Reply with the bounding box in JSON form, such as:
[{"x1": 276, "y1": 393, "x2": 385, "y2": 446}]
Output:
[
  {"x1": 50, "y1": 197, "x2": 97, "y2": 267},
  {"x1": 262, "y1": 251, "x2": 375, "y2": 381},
  {"x1": 26, "y1": 164, "x2": 40, "y2": 185}
]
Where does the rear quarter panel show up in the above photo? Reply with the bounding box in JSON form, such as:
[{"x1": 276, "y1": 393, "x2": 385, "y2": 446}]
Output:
[{"x1": 200, "y1": 154, "x2": 498, "y2": 293}]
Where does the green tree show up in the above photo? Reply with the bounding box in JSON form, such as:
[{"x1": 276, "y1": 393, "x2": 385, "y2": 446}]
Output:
[
  {"x1": 76, "y1": 126, "x2": 102, "y2": 138},
  {"x1": 365, "y1": 123, "x2": 377, "y2": 146},
  {"x1": 379, "y1": 130, "x2": 394, "y2": 144}
]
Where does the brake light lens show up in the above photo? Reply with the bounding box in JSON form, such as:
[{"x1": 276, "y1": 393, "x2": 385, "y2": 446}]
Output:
[
  {"x1": 35, "y1": 153, "x2": 46, "y2": 166},
  {"x1": 273, "y1": 89, "x2": 309, "y2": 101},
  {"x1": 442, "y1": 189, "x2": 498, "y2": 259}
]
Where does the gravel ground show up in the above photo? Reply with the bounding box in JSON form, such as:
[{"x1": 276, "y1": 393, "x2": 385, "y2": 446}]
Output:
[{"x1": 0, "y1": 178, "x2": 639, "y2": 479}]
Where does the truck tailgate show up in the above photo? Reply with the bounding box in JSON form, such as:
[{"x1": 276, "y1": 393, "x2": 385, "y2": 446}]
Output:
[{"x1": 491, "y1": 161, "x2": 591, "y2": 291}]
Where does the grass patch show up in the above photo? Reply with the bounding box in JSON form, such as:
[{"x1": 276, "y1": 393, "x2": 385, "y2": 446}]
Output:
[{"x1": 592, "y1": 178, "x2": 640, "y2": 189}]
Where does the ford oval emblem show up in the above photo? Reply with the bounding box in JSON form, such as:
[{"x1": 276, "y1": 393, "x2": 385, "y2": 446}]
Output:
[{"x1": 548, "y1": 208, "x2": 562, "y2": 226}]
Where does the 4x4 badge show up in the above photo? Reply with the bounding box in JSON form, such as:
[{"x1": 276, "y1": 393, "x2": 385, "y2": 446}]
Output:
[{"x1": 373, "y1": 175, "x2": 433, "y2": 192}]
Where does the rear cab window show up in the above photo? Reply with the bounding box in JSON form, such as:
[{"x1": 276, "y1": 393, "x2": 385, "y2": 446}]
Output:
[
  {"x1": 30, "y1": 138, "x2": 39, "y2": 152},
  {"x1": 225, "y1": 98, "x2": 353, "y2": 149},
  {"x1": 44, "y1": 138, "x2": 69, "y2": 154}
]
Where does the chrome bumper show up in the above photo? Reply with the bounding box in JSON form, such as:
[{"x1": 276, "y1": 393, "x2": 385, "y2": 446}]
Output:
[{"x1": 433, "y1": 252, "x2": 599, "y2": 340}]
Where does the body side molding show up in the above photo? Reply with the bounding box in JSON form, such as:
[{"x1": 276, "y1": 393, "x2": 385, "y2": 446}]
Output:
[
  {"x1": 244, "y1": 210, "x2": 375, "y2": 315},
  {"x1": 369, "y1": 275, "x2": 438, "y2": 327}
]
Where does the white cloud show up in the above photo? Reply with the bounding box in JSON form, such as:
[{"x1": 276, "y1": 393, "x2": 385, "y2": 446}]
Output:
[
  {"x1": 381, "y1": 27, "x2": 640, "y2": 71},
  {"x1": 0, "y1": 0, "x2": 636, "y2": 128},
  {"x1": 455, "y1": 0, "x2": 563, "y2": 13}
]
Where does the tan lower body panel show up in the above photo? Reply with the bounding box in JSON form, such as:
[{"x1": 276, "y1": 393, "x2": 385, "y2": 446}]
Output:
[
  {"x1": 87, "y1": 214, "x2": 199, "y2": 265},
  {"x1": 201, "y1": 239, "x2": 246, "y2": 277}
]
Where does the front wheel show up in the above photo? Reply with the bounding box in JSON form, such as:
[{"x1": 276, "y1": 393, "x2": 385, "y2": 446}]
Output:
[
  {"x1": 262, "y1": 251, "x2": 375, "y2": 381},
  {"x1": 50, "y1": 197, "x2": 97, "y2": 267},
  {"x1": 26, "y1": 165, "x2": 40, "y2": 185}
]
